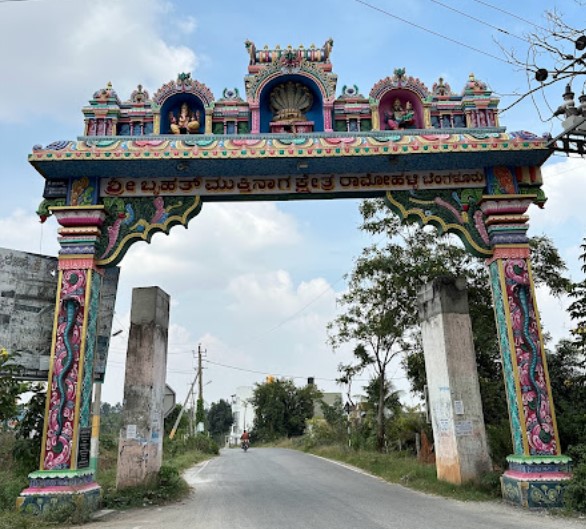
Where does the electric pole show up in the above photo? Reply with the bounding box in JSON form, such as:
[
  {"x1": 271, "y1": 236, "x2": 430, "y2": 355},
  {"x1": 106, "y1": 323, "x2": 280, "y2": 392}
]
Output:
[
  {"x1": 169, "y1": 370, "x2": 199, "y2": 440},
  {"x1": 195, "y1": 344, "x2": 206, "y2": 432},
  {"x1": 198, "y1": 343, "x2": 203, "y2": 403}
]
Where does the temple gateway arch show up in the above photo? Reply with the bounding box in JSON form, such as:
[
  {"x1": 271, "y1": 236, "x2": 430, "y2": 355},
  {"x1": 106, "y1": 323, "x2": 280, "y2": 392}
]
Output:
[{"x1": 19, "y1": 41, "x2": 570, "y2": 512}]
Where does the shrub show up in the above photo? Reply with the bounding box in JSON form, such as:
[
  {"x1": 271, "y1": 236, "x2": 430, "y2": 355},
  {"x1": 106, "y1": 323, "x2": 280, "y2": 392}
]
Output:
[{"x1": 565, "y1": 461, "x2": 586, "y2": 513}]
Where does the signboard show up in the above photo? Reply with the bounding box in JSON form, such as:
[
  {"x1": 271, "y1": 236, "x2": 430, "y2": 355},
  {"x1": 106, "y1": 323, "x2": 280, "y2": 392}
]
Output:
[
  {"x1": 100, "y1": 169, "x2": 486, "y2": 198},
  {"x1": 163, "y1": 384, "x2": 176, "y2": 418},
  {"x1": 77, "y1": 427, "x2": 92, "y2": 468},
  {"x1": 0, "y1": 247, "x2": 119, "y2": 381}
]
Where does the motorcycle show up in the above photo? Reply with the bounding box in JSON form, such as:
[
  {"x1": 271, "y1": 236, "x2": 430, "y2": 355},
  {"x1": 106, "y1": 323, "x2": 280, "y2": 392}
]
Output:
[{"x1": 241, "y1": 439, "x2": 250, "y2": 452}]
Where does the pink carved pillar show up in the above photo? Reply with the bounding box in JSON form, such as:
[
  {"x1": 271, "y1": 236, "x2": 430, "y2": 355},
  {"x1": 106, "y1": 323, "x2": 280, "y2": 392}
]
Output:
[
  {"x1": 323, "y1": 102, "x2": 334, "y2": 132},
  {"x1": 18, "y1": 205, "x2": 106, "y2": 514},
  {"x1": 481, "y1": 196, "x2": 571, "y2": 509},
  {"x1": 250, "y1": 102, "x2": 260, "y2": 133}
]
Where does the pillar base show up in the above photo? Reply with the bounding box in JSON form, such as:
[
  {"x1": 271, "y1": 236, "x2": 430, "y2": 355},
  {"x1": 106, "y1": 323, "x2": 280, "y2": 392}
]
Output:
[
  {"x1": 17, "y1": 469, "x2": 101, "y2": 516},
  {"x1": 500, "y1": 455, "x2": 572, "y2": 509}
]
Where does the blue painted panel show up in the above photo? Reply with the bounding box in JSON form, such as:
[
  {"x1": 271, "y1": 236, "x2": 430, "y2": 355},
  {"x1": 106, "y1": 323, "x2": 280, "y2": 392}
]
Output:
[{"x1": 258, "y1": 75, "x2": 325, "y2": 133}]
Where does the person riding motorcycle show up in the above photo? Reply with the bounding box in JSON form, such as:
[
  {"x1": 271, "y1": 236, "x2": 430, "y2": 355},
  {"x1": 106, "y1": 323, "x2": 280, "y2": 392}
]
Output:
[{"x1": 240, "y1": 430, "x2": 250, "y2": 450}]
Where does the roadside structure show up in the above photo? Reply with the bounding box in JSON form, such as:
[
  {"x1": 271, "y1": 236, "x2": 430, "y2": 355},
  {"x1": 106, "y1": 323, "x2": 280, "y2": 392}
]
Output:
[{"x1": 19, "y1": 40, "x2": 569, "y2": 512}]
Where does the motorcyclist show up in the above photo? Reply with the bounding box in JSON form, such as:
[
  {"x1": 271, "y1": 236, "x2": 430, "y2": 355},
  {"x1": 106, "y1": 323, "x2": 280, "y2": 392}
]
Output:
[{"x1": 240, "y1": 430, "x2": 250, "y2": 450}]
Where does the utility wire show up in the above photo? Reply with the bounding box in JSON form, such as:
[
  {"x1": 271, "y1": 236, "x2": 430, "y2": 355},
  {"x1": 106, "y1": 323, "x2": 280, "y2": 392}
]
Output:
[
  {"x1": 203, "y1": 358, "x2": 406, "y2": 382},
  {"x1": 470, "y1": 0, "x2": 549, "y2": 32},
  {"x1": 354, "y1": 0, "x2": 513, "y2": 65},
  {"x1": 429, "y1": 0, "x2": 531, "y2": 44}
]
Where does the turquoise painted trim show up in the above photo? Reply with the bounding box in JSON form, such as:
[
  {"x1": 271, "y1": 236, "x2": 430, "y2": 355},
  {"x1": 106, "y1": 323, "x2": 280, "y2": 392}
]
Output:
[
  {"x1": 28, "y1": 469, "x2": 95, "y2": 479},
  {"x1": 506, "y1": 455, "x2": 572, "y2": 464}
]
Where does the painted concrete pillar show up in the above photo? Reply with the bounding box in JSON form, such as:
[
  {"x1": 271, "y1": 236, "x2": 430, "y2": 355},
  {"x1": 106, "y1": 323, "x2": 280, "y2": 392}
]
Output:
[
  {"x1": 18, "y1": 206, "x2": 106, "y2": 514},
  {"x1": 116, "y1": 287, "x2": 169, "y2": 489},
  {"x1": 418, "y1": 276, "x2": 492, "y2": 484},
  {"x1": 481, "y1": 196, "x2": 571, "y2": 508}
]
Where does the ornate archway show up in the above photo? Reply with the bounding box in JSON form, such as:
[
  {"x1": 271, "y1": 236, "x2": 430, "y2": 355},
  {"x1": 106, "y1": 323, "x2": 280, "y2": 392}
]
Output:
[{"x1": 20, "y1": 41, "x2": 570, "y2": 513}]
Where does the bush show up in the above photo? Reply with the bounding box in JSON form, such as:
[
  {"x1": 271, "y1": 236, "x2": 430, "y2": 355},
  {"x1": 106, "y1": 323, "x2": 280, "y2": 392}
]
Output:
[
  {"x1": 485, "y1": 420, "x2": 513, "y2": 470},
  {"x1": 164, "y1": 433, "x2": 219, "y2": 458},
  {"x1": 102, "y1": 464, "x2": 190, "y2": 509},
  {"x1": 565, "y1": 462, "x2": 586, "y2": 513}
]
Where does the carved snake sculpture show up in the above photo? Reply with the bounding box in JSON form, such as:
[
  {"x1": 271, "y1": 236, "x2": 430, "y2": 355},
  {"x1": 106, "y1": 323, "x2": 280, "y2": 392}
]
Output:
[{"x1": 55, "y1": 299, "x2": 78, "y2": 439}]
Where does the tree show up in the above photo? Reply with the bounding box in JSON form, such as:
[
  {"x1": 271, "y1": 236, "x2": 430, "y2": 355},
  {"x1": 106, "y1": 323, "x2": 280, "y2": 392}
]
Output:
[
  {"x1": 497, "y1": 5, "x2": 586, "y2": 116},
  {"x1": 569, "y1": 239, "x2": 586, "y2": 348},
  {"x1": 0, "y1": 348, "x2": 29, "y2": 423},
  {"x1": 546, "y1": 339, "x2": 586, "y2": 450},
  {"x1": 251, "y1": 378, "x2": 321, "y2": 442},
  {"x1": 207, "y1": 399, "x2": 234, "y2": 443},
  {"x1": 12, "y1": 383, "x2": 46, "y2": 472},
  {"x1": 331, "y1": 198, "x2": 571, "y2": 452}
]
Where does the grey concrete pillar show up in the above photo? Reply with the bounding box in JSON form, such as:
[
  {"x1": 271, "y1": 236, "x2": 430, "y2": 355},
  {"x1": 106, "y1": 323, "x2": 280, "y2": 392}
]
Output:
[
  {"x1": 116, "y1": 287, "x2": 170, "y2": 489},
  {"x1": 417, "y1": 276, "x2": 492, "y2": 484}
]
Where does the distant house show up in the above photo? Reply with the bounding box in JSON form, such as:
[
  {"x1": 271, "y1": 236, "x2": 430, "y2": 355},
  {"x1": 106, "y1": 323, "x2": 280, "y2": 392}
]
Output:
[
  {"x1": 229, "y1": 386, "x2": 255, "y2": 446},
  {"x1": 313, "y1": 392, "x2": 343, "y2": 419}
]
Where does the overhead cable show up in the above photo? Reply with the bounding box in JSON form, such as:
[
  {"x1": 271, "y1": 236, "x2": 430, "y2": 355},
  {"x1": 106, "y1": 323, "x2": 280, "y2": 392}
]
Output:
[{"x1": 354, "y1": 0, "x2": 513, "y2": 65}]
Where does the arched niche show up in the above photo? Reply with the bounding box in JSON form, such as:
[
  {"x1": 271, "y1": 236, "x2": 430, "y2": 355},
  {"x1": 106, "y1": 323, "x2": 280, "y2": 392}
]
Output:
[
  {"x1": 378, "y1": 89, "x2": 424, "y2": 130},
  {"x1": 160, "y1": 94, "x2": 205, "y2": 135},
  {"x1": 257, "y1": 75, "x2": 325, "y2": 133}
]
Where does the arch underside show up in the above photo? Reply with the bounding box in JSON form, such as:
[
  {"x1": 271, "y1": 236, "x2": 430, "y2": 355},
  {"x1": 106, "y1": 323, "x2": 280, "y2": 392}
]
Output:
[{"x1": 93, "y1": 185, "x2": 492, "y2": 268}]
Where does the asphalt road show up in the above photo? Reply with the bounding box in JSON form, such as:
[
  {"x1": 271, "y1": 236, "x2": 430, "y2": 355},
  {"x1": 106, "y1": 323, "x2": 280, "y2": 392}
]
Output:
[{"x1": 75, "y1": 448, "x2": 584, "y2": 529}]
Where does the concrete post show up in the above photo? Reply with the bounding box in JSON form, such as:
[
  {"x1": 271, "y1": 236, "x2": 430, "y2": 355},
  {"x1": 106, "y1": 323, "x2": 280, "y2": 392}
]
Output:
[
  {"x1": 418, "y1": 276, "x2": 492, "y2": 484},
  {"x1": 116, "y1": 287, "x2": 169, "y2": 489}
]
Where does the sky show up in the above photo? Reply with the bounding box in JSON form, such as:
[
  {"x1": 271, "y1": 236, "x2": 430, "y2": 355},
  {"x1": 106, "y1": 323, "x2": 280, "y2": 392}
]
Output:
[{"x1": 1, "y1": 0, "x2": 585, "y2": 409}]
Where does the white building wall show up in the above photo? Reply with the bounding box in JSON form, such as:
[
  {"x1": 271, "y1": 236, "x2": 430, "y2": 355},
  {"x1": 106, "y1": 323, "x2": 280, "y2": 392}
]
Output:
[{"x1": 229, "y1": 386, "x2": 255, "y2": 446}]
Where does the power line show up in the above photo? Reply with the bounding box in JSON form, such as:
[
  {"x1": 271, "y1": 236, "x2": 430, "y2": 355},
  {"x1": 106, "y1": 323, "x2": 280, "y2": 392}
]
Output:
[
  {"x1": 429, "y1": 0, "x2": 531, "y2": 44},
  {"x1": 354, "y1": 0, "x2": 513, "y2": 65},
  {"x1": 203, "y1": 358, "x2": 406, "y2": 382},
  {"x1": 469, "y1": 0, "x2": 549, "y2": 32}
]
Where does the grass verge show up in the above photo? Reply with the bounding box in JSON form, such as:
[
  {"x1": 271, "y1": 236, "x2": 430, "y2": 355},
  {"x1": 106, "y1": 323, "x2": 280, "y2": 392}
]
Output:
[
  {"x1": 0, "y1": 433, "x2": 218, "y2": 528},
  {"x1": 300, "y1": 443, "x2": 502, "y2": 502}
]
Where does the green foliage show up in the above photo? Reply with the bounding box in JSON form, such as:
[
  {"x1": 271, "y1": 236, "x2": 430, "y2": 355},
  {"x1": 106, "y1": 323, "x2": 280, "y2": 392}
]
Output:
[
  {"x1": 102, "y1": 464, "x2": 191, "y2": 509},
  {"x1": 207, "y1": 399, "x2": 234, "y2": 443},
  {"x1": 566, "y1": 237, "x2": 586, "y2": 348},
  {"x1": 344, "y1": 199, "x2": 572, "y2": 456},
  {"x1": 163, "y1": 404, "x2": 189, "y2": 436},
  {"x1": 307, "y1": 445, "x2": 499, "y2": 501},
  {"x1": 12, "y1": 384, "x2": 46, "y2": 473},
  {"x1": 0, "y1": 350, "x2": 30, "y2": 423},
  {"x1": 100, "y1": 402, "x2": 123, "y2": 437},
  {"x1": 195, "y1": 398, "x2": 206, "y2": 429},
  {"x1": 251, "y1": 378, "x2": 321, "y2": 442},
  {"x1": 546, "y1": 341, "x2": 586, "y2": 451},
  {"x1": 565, "y1": 459, "x2": 586, "y2": 513},
  {"x1": 485, "y1": 420, "x2": 513, "y2": 470}
]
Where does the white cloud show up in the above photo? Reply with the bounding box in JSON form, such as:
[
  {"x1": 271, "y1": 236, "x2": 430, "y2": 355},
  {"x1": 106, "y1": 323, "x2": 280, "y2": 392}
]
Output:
[
  {"x1": 534, "y1": 286, "x2": 573, "y2": 347},
  {"x1": 175, "y1": 15, "x2": 198, "y2": 35},
  {"x1": 120, "y1": 202, "x2": 301, "y2": 290},
  {"x1": 0, "y1": 0, "x2": 197, "y2": 124},
  {"x1": 531, "y1": 157, "x2": 586, "y2": 232},
  {"x1": 0, "y1": 210, "x2": 59, "y2": 256}
]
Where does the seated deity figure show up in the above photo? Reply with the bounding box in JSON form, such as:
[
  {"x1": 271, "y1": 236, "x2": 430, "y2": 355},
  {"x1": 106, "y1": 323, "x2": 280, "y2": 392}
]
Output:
[
  {"x1": 169, "y1": 103, "x2": 201, "y2": 134},
  {"x1": 385, "y1": 98, "x2": 415, "y2": 130},
  {"x1": 177, "y1": 102, "x2": 190, "y2": 131},
  {"x1": 187, "y1": 110, "x2": 200, "y2": 133},
  {"x1": 169, "y1": 111, "x2": 180, "y2": 134}
]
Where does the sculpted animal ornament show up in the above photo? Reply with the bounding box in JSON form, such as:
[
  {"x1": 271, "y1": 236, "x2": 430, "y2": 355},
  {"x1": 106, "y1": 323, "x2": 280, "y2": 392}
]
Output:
[{"x1": 245, "y1": 39, "x2": 257, "y2": 65}]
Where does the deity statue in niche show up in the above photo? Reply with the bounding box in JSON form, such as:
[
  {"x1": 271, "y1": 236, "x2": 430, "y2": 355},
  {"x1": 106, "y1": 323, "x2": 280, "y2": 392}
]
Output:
[
  {"x1": 169, "y1": 102, "x2": 201, "y2": 134},
  {"x1": 384, "y1": 98, "x2": 415, "y2": 130},
  {"x1": 269, "y1": 81, "x2": 315, "y2": 133}
]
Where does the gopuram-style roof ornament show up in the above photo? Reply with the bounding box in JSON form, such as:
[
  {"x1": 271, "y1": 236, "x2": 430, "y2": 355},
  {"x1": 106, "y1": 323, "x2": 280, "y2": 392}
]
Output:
[
  {"x1": 463, "y1": 73, "x2": 489, "y2": 95},
  {"x1": 432, "y1": 77, "x2": 452, "y2": 97},
  {"x1": 129, "y1": 84, "x2": 150, "y2": 104}
]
